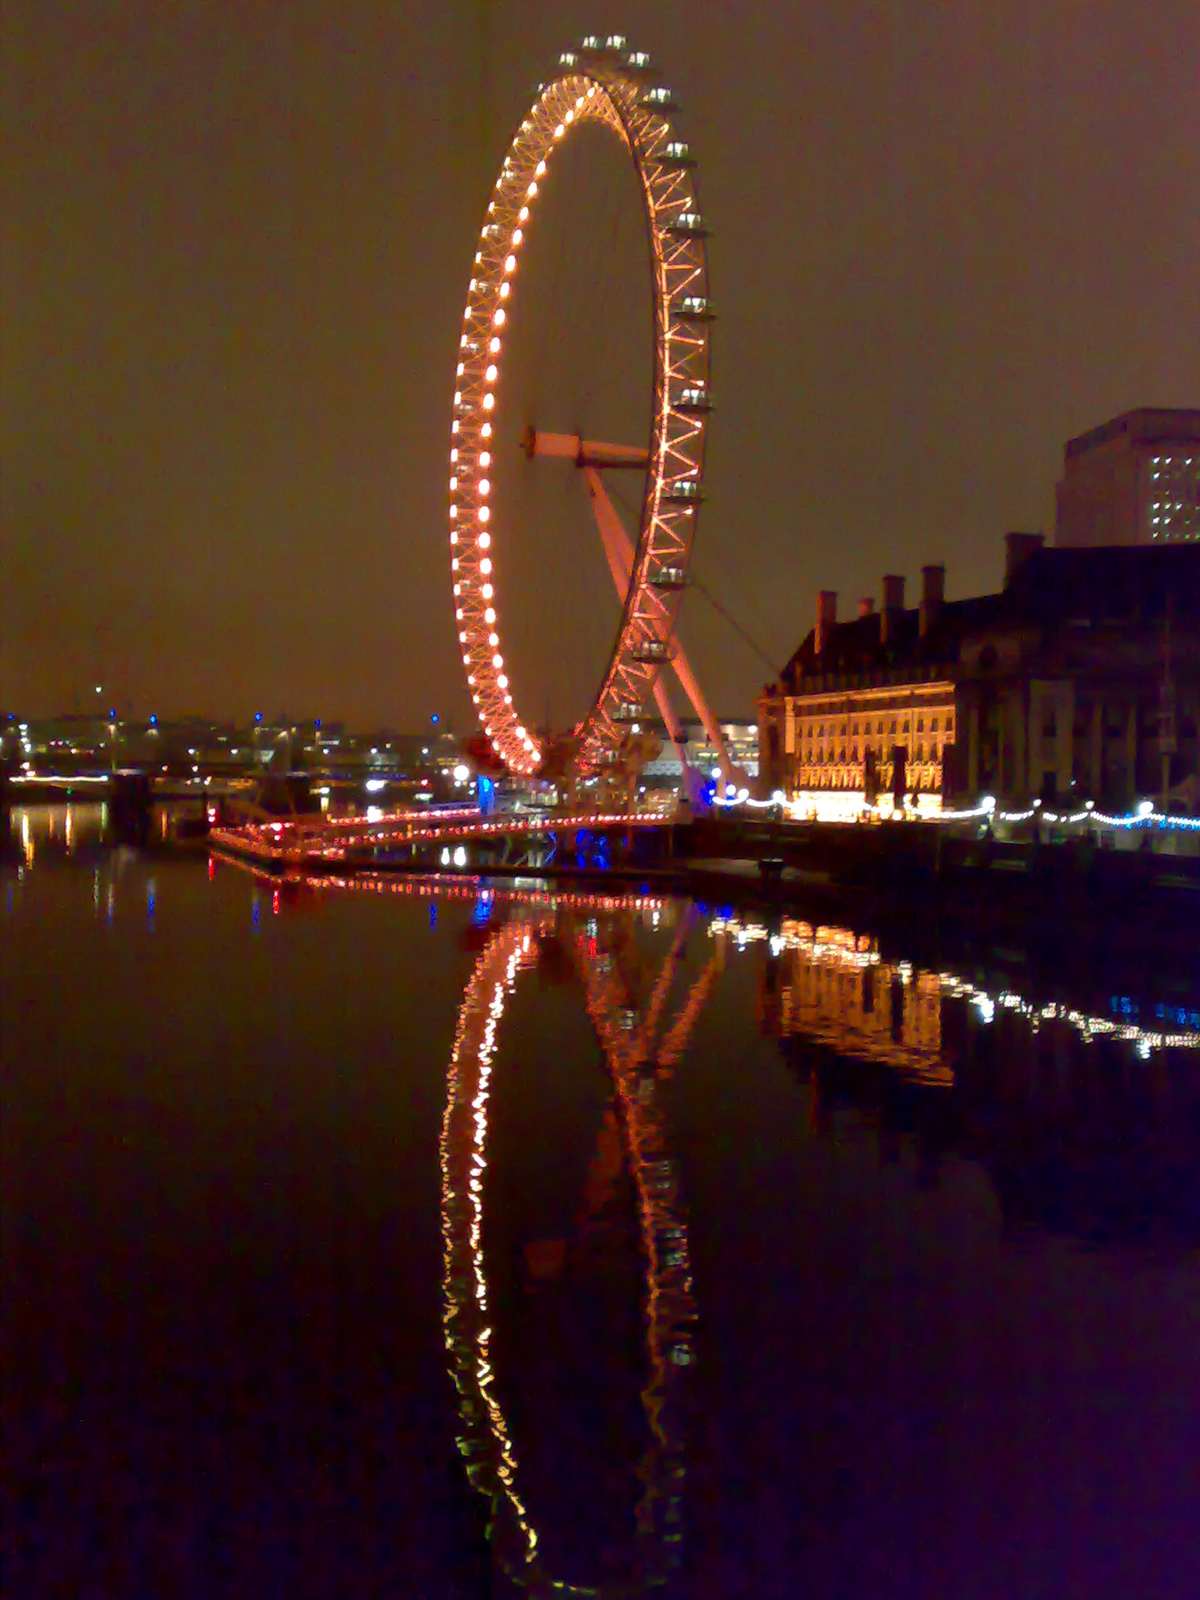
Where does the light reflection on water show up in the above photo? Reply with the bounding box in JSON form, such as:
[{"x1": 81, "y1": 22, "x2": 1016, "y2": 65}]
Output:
[
  {"x1": 441, "y1": 904, "x2": 701, "y2": 1593},
  {"x1": 4, "y1": 804, "x2": 1200, "y2": 1597}
]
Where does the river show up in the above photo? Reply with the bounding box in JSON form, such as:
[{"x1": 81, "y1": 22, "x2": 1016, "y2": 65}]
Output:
[{"x1": 4, "y1": 803, "x2": 1200, "y2": 1598}]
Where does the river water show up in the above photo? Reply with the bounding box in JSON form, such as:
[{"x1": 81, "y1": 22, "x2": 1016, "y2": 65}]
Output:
[{"x1": 4, "y1": 804, "x2": 1200, "y2": 1599}]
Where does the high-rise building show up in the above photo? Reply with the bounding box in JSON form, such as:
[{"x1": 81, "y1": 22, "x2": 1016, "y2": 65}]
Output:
[{"x1": 1055, "y1": 408, "x2": 1200, "y2": 546}]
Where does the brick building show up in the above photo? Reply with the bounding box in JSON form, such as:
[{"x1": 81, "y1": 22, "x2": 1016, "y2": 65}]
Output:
[{"x1": 759, "y1": 537, "x2": 1200, "y2": 814}]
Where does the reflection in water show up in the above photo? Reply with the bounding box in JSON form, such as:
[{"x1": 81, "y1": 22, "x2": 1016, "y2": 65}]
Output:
[
  {"x1": 440, "y1": 899, "x2": 704, "y2": 1595},
  {"x1": 730, "y1": 910, "x2": 1200, "y2": 1250},
  {"x1": 725, "y1": 912, "x2": 1200, "y2": 1068},
  {"x1": 742, "y1": 915, "x2": 949, "y2": 1084},
  {"x1": 9, "y1": 822, "x2": 1200, "y2": 1594}
]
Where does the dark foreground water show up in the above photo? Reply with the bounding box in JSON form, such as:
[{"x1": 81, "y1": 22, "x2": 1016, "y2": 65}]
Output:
[{"x1": 5, "y1": 805, "x2": 1200, "y2": 1599}]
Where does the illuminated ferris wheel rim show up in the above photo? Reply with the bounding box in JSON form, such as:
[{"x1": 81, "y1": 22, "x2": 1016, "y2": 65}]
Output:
[{"x1": 448, "y1": 35, "x2": 712, "y2": 779}]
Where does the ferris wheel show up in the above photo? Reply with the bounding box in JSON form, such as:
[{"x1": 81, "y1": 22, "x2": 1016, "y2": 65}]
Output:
[{"x1": 448, "y1": 34, "x2": 738, "y2": 790}]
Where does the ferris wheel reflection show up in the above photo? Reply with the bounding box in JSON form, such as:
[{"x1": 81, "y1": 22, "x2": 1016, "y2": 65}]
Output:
[{"x1": 440, "y1": 900, "x2": 721, "y2": 1595}]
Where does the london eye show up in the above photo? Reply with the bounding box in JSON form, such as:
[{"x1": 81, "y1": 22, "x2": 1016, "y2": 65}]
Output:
[{"x1": 448, "y1": 34, "x2": 730, "y2": 789}]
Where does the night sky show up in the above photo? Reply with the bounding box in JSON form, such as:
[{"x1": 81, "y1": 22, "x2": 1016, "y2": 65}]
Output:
[{"x1": 3, "y1": 1, "x2": 1198, "y2": 731}]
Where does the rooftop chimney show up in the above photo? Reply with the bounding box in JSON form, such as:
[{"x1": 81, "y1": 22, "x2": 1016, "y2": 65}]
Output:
[
  {"x1": 815, "y1": 589, "x2": 837, "y2": 657},
  {"x1": 1004, "y1": 531, "x2": 1045, "y2": 586},
  {"x1": 919, "y1": 563, "x2": 945, "y2": 636},
  {"x1": 880, "y1": 574, "x2": 905, "y2": 645},
  {"x1": 858, "y1": 596, "x2": 876, "y2": 619}
]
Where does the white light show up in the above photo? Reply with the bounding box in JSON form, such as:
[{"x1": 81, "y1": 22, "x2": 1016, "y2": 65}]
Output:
[
  {"x1": 478, "y1": 478, "x2": 490, "y2": 495},
  {"x1": 503, "y1": 256, "x2": 516, "y2": 275},
  {"x1": 478, "y1": 506, "x2": 490, "y2": 522},
  {"x1": 771, "y1": 789, "x2": 786, "y2": 805},
  {"x1": 710, "y1": 766, "x2": 721, "y2": 780},
  {"x1": 453, "y1": 763, "x2": 470, "y2": 783},
  {"x1": 485, "y1": 366, "x2": 497, "y2": 384},
  {"x1": 453, "y1": 846, "x2": 467, "y2": 868},
  {"x1": 1137, "y1": 799, "x2": 1154, "y2": 817},
  {"x1": 535, "y1": 160, "x2": 547, "y2": 177},
  {"x1": 493, "y1": 309, "x2": 505, "y2": 327}
]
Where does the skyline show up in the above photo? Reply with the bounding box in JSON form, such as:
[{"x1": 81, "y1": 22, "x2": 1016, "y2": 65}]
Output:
[{"x1": 3, "y1": 0, "x2": 1199, "y2": 725}]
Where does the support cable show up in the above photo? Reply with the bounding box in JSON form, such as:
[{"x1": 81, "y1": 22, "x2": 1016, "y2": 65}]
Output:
[{"x1": 604, "y1": 480, "x2": 779, "y2": 678}]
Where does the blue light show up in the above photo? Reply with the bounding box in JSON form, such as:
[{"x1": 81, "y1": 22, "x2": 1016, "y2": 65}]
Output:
[
  {"x1": 431, "y1": 712, "x2": 440, "y2": 724},
  {"x1": 149, "y1": 713, "x2": 157, "y2": 725},
  {"x1": 255, "y1": 712, "x2": 263, "y2": 724}
]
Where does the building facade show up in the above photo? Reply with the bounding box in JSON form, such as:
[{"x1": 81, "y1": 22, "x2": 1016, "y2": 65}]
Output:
[
  {"x1": 758, "y1": 563, "x2": 977, "y2": 816},
  {"x1": 640, "y1": 717, "x2": 759, "y2": 789},
  {"x1": 1055, "y1": 408, "x2": 1200, "y2": 547},
  {"x1": 759, "y1": 537, "x2": 1200, "y2": 815}
]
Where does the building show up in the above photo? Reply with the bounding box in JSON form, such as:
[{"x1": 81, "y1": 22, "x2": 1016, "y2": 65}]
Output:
[
  {"x1": 640, "y1": 717, "x2": 759, "y2": 790},
  {"x1": 759, "y1": 536, "x2": 1200, "y2": 815},
  {"x1": 758, "y1": 561, "x2": 982, "y2": 817},
  {"x1": 1055, "y1": 408, "x2": 1200, "y2": 547}
]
